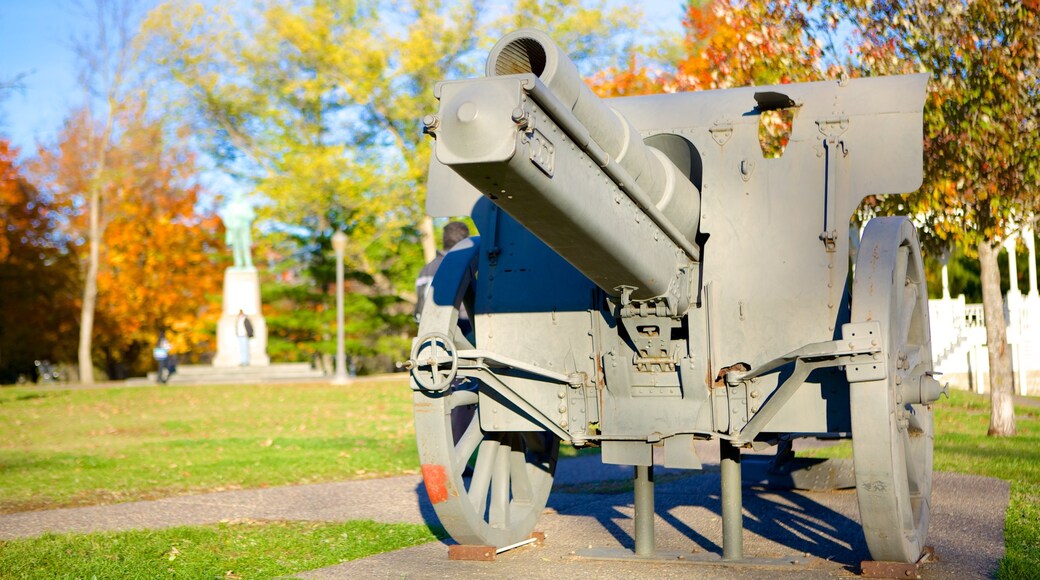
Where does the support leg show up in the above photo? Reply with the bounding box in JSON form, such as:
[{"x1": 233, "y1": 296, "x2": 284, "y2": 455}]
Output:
[
  {"x1": 633, "y1": 464, "x2": 655, "y2": 556},
  {"x1": 721, "y1": 440, "x2": 743, "y2": 561}
]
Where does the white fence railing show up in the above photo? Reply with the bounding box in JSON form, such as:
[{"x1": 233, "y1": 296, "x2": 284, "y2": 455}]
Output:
[{"x1": 929, "y1": 294, "x2": 1040, "y2": 395}]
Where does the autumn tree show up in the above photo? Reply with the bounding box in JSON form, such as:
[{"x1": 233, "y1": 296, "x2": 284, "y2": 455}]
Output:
[
  {"x1": 60, "y1": 0, "x2": 142, "y2": 383},
  {"x1": 592, "y1": 0, "x2": 838, "y2": 161},
  {"x1": 832, "y1": 0, "x2": 1040, "y2": 436},
  {"x1": 0, "y1": 138, "x2": 80, "y2": 383},
  {"x1": 35, "y1": 104, "x2": 224, "y2": 379},
  {"x1": 675, "y1": 0, "x2": 834, "y2": 90},
  {"x1": 97, "y1": 118, "x2": 223, "y2": 377}
]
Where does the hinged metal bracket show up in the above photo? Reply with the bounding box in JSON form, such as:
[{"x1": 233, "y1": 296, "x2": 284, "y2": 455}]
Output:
[
  {"x1": 710, "y1": 119, "x2": 733, "y2": 146},
  {"x1": 615, "y1": 286, "x2": 681, "y2": 318},
  {"x1": 816, "y1": 116, "x2": 849, "y2": 138},
  {"x1": 842, "y1": 321, "x2": 887, "y2": 382},
  {"x1": 618, "y1": 314, "x2": 681, "y2": 373}
]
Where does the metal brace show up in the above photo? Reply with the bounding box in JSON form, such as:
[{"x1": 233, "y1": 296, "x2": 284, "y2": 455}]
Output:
[{"x1": 717, "y1": 321, "x2": 884, "y2": 442}]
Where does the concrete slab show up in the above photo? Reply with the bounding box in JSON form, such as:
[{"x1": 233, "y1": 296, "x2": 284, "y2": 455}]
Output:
[{"x1": 299, "y1": 460, "x2": 1007, "y2": 580}]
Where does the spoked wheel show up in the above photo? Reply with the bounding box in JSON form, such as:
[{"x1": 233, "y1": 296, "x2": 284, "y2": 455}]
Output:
[
  {"x1": 848, "y1": 217, "x2": 935, "y2": 563},
  {"x1": 410, "y1": 239, "x2": 559, "y2": 547}
]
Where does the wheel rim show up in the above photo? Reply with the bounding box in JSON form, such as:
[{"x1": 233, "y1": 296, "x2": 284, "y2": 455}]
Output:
[
  {"x1": 411, "y1": 239, "x2": 558, "y2": 547},
  {"x1": 415, "y1": 392, "x2": 558, "y2": 546},
  {"x1": 849, "y1": 217, "x2": 934, "y2": 563}
]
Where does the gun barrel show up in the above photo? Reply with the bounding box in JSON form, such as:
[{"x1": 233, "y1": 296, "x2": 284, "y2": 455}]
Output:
[
  {"x1": 428, "y1": 30, "x2": 702, "y2": 308},
  {"x1": 487, "y1": 30, "x2": 700, "y2": 243}
]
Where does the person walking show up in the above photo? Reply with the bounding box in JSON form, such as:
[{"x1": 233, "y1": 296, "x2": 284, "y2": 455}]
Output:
[
  {"x1": 236, "y1": 310, "x2": 254, "y2": 366},
  {"x1": 153, "y1": 332, "x2": 175, "y2": 384}
]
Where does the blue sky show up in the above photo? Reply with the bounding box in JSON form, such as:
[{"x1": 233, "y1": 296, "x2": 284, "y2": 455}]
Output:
[
  {"x1": 0, "y1": 1, "x2": 83, "y2": 155},
  {"x1": 0, "y1": 1, "x2": 684, "y2": 159}
]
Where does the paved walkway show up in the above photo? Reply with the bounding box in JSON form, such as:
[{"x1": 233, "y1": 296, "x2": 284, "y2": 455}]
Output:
[{"x1": 0, "y1": 441, "x2": 1008, "y2": 579}]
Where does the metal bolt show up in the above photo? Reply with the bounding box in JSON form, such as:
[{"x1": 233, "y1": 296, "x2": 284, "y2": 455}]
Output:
[
  {"x1": 456, "y1": 101, "x2": 478, "y2": 122},
  {"x1": 421, "y1": 114, "x2": 439, "y2": 131},
  {"x1": 511, "y1": 107, "x2": 528, "y2": 124}
]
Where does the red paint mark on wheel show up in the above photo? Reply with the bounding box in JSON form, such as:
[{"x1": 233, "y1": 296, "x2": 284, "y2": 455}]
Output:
[{"x1": 422, "y1": 464, "x2": 449, "y2": 504}]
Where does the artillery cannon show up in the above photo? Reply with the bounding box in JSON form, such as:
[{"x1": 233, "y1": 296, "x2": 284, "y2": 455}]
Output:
[{"x1": 408, "y1": 29, "x2": 945, "y2": 565}]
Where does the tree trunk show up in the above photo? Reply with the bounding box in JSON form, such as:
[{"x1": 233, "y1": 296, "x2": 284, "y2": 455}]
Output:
[
  {"x1": 77, "y1": 187, "x2": 101, "y2": 385},
  {"x1": 978, "y1": 239, "x2": 1016, "y2": 436},
  {"x1": 420, "y1": 215, "x2": 436, "y2": 264}
]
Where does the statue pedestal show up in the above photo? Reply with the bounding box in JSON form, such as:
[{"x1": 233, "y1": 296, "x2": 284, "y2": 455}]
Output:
[{"x1": 213, "y1": 268, "x2": 270, "y2": 367}]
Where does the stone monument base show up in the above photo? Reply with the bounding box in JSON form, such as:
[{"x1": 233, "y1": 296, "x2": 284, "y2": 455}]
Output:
[{"x1": 213, "y1": 267, "x2": 270, "y2": 367}]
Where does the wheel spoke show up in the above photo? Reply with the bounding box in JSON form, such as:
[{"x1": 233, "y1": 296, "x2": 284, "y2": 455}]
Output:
[
  {"x1": 889, "y1": 427, "x2": 914, "y2": 532},
  {"x1": 509, "y1": 445, "x2": 534, "y2": 503},
  {"x1": 449, "y1": 389, "x2": 479, "y2": 409},
  {"x1": 454, "y1": 420, "x2": 483, "y2": 475},
  {"x1": 489, "y1": 441, "x2": 511, "y2": 528},
  {"x1": 904, "y1": 345, "x2": 924, "y2": 373},
  {"x1": 900, "y1": 280, "x2": 917, "y2": 345},
  {"x1": 469, "y1": 440, "x2": 499, "y2": 518}
]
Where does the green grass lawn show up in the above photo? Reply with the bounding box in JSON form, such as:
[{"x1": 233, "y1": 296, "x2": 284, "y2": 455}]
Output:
[
  {"x1": 0, "y1": 379, "x2": 419, "y2": 512},
  {"x1": 0, "y1": 381, "x2": 1036, "y2": 578},
  {"x1": 0, "y1": 519, "x2": 442, "y2": 579},
  {"x1": 934, "y1": 392, "x2": 1039, "y2": 579}
]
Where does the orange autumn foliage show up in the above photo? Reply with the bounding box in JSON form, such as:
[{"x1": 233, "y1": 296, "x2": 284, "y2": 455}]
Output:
[
  {"x1": 676, "y1": 0, "x2": 830, "y2": 91},
  {"x1": 0, "y1": 139, "x2": 21, "y2": 263},
  {"x1": 590, "y1": 2, "x2": 834, "y2": 100},
  {"x1": 34, "y1": 109, "x2": 223, "y2": 377},
  {"x1": 588, "y1": 53, "x2": 663, "y2": 98},
  {"x1": 0, "y1": 137, "x2": 81, "y2": 381}
]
